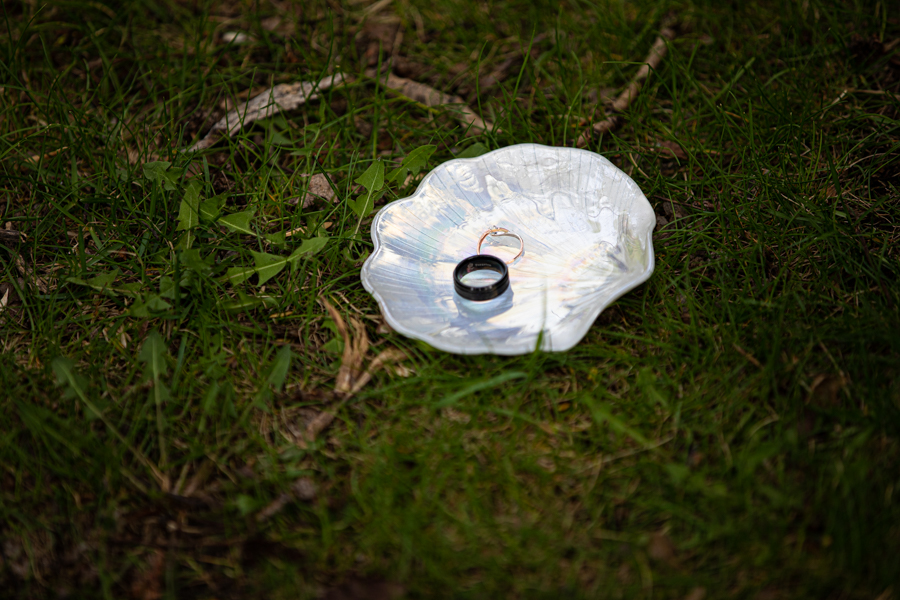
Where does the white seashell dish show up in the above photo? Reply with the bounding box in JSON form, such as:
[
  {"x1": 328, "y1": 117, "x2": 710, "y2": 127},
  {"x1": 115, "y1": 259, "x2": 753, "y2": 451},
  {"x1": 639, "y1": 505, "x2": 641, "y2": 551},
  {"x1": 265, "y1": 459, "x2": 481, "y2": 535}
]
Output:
[{"x1": 360, "y1": 143, "x2": 656, "y2": 355}]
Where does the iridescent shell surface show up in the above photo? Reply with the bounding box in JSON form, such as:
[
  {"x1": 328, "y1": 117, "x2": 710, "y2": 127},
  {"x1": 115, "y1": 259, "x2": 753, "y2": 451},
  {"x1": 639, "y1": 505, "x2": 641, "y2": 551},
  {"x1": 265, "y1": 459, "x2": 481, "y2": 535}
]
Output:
[{"x1": 360, "y1": 144, "x2": 656, "y2": 355}]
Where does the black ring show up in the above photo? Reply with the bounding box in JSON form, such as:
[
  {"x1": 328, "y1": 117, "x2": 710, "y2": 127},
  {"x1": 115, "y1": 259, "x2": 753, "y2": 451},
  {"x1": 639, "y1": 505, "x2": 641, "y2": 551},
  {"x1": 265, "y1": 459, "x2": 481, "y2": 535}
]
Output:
[{"x1": 453, "y1": 254, "x2": 510, "y2": 301}]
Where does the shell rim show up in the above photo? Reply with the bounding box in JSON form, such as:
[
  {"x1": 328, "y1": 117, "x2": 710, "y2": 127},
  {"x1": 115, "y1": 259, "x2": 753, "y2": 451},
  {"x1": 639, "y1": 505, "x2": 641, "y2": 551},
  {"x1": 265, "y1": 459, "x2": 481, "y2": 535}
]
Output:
[{"x1": 360, "y1": 143, "x2": 656, "y2": 355}]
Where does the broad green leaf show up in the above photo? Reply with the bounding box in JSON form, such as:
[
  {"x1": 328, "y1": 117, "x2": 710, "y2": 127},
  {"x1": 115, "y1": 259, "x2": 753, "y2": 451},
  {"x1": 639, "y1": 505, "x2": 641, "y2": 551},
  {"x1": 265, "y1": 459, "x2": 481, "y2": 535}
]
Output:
[
  {"x1": 249, "y1": 239, "x2": 327, "y2": 285},
  {"x1": 264, "y1": 231, "x2": 286, "y2": 247},
  {"x1": 266, "y1": 345, "x2": 292, "y2": 392},
  {"x1": 351, "y1": 189, "x2": 383, "y2": 218},
  {"x1": 161, "y1": 168, "x2": 183, "y2": 191},
  {"x1": 399, "y1": 144, "x2": 436, "y2": 176},
  {"x1": 87, "y1": 269, "x2": 120, "y2": 290},
  {"x1": 268, "y1": 129, "x2": 293, "y2": 146},
  {"x1": 222, "y1": 238, "x2": 329, "y2": 288},
  {"x1": 290, "y1": 236, "x2": 329, "y2": 259},
  {"x1": 250, "y1": 251, "x2": 287, "y2": 286},
  {"x1": 175, "y1": 230, "x2": 194, "y2": 251},
  {"x1": 218, "y1": 210, "x2": 255, "y2": 235},
  {"x1": 142, "y1": 161, "x2": 171, "y2": 184},
  {"x1": 386, "y1": 144, "x2": 437, "y2": 182},
  {"x1": 321, "y1": 319, "x2": 344, "y2": 354},
  {"x1": 222, "y1": 296, "x2": 263, "y2": 312},
  {"x1": 159, "y1": 276, "x2": 176, "y2": 299},
  {"x1": 180, "y1": 249, "x2": 212, "y2": 272},
  {"x1": 220, "y1": 290, "x2": 277, "y2": 312},
  {"x1": 119, "y1": 282, "x2": 143, "y2": 295},
  {"x1": 322, "y1": 337, "x2": 344, "y2": 354},
  {"x1": 159, "y1": 274, "x2": 189, "y2": 300},
  {"x1": 355, "y1": 159, "x2": 384, "y2": 193},
  {"x1": 199, "y1": 194, "x2": 228, "y2": 222},
  {"x1": 342, "y1": 247, "x2": 369, "y2": 263},
  {"x1": 385, "y1": 165, "x2": 408, "y2": 184},
  {"x1": 66, "y1": 269, "x2": 141, "y2": 297},
  {"x1": 351, "y1": 194, "x2": 374, "y2": 219},
  {"x1": 151, "y1": 380, "x2": 171, "y2": 403},
  {"x1": 142, "y1": 161, "x2": 180, "y2": 191},
  {"x1": 321, "y1": 319, "x2": 339, "y2": 335},
  {"x1": 138, "y1": 330, "x2": 168, "y2": 381},
  {"x1": 176, "y1": 180, "x2": 202, "y2": 231},
  {"x1": 456, "y1": 142, "x2": 489, "y2": 159},
  {"x1": 129, "y1": 294, "x2": 172, "y2": 317},
  {"x1": 66, "y1": 276, "x2": 96, "y2": 289},
  {"x1": 220, "y1": 266, "x2": 256, "y2": 286},
  {"x1": 264, "y1": 115, "x2": 293, "y2": 146}
]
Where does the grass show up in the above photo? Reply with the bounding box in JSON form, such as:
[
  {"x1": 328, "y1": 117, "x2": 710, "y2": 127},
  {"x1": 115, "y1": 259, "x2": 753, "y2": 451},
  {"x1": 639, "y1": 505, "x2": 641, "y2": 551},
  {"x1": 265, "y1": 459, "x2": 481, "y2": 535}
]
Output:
[{"x1": 1, "y1": 0, "x2": 899, "y2": 598}]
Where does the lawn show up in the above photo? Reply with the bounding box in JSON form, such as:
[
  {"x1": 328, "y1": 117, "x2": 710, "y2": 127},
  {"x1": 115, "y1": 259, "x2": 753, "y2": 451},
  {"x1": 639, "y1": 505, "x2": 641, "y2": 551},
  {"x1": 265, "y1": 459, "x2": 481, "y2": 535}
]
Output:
[{"x1": 1, "y1": 0, "x2": 899, "y2": 598}]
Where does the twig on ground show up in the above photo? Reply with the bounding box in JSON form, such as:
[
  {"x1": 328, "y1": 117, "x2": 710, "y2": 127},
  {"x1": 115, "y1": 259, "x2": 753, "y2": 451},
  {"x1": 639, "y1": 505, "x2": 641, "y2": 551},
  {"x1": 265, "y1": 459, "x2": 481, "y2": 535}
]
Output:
[
  {"x1": 256, "y1": 477, "x2": 317, "y2": 523},
  {"x1": 321, "y1": 296, "x2": 368, "y2": 395},
  {"x1": 24, "y1": 146, "x2": 68, "y2": 166},
  {"x1": 302, "y1": 347, "x2": 405, "y2": 444},
  {"x1": 474, "y1": 55, "x2": 521, "y2": 96},
  {"x1": 576, "y1": 25, "x2": 675, "y2": 148},
  {"x1": 186, "y1": 67, "x2": 492, "y2": 152},
  {"x1": 733, "y1": 343, "x2": 762, "y2": 369},
  {"x1": 298, "y1": 298, "x2": 406, "y2": 446},
  {"x1": 0, "y1": 229, "x2": 23, "y2": 245},
  {"x1": 187, "y1": 73, "x2": 353, "y2": 151},
  {"x1": 366, "y1": 68, "x2": 496, "y2": 134}
]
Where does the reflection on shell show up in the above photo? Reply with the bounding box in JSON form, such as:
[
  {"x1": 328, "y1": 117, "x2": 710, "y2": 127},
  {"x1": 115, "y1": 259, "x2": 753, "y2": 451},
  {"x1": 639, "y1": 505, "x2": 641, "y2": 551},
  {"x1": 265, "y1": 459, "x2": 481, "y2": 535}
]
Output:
[{"x1": 361, "y1": 143, "x2": 656, "y2": 355}]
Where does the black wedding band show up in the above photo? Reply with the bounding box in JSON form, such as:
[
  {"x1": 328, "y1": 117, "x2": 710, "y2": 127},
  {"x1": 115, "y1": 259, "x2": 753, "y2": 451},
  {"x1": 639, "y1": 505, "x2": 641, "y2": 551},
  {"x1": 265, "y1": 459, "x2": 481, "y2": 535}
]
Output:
[{"x1": 453, "y1": 254, "x2": 510, "y2": 301}]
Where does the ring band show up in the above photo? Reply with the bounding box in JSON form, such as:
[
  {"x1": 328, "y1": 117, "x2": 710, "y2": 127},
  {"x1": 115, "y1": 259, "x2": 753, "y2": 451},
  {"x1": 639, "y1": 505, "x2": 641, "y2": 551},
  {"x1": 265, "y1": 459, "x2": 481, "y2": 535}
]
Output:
[
  {"x1": 453, "y1": 254, "x2": 510, "y2": 301},
  {"x1": 476, "y1": 227, "x2": 524, "y2": 264}
]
